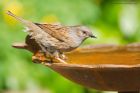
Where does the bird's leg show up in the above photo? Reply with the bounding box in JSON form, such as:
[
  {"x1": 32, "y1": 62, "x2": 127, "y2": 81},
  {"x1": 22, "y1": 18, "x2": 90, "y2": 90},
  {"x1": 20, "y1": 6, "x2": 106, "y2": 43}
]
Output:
[
  {"x1": 32, "y1": 50, "x2": 59, "y2": 64},
  {"x1": 59, "y1": 52, "x2": 67, "y2": 61},
  {"x1": 44, "y1": 51, "x2": 55, "y2": 63},
  {"x1": 38, "y1": 44, "x2": 52, "y2": 58},
  {"x1": 32, "y1": 42, "x2": 53, "y2": 63},
  {"x1": 32, "y1": 50, "x2": 47, "y2": 63},
  {"x1": 38, "y1": 44, "x2": 47, "y2": 53},
  {"x1": 35, "y1": 43, "x2": 66, "y2": 63},
  {"x1": 52, "y1": 51, "x2": 66, "y2": 63}
]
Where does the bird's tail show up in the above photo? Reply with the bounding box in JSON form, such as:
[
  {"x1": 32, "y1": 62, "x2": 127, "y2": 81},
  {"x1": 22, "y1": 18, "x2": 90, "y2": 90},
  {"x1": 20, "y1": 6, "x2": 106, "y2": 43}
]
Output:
[
  {"x1": 6, "y1": 11, "x2": 32, "y2": 26},
  {"x1": 6, "y1": 11, "x2": 41, "y2": 33}
]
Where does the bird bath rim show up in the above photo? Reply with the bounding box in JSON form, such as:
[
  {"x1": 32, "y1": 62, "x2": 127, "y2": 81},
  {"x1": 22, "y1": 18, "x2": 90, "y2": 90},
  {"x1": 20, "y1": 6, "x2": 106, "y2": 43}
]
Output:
[{"x1": 44, "y1": 63, "x2": 140, "y2": 69}]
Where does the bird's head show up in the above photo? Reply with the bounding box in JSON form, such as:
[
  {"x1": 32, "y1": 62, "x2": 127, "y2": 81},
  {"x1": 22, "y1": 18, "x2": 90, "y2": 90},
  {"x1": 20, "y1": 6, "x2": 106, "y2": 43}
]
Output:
[{"x1": 73, "y1": 26, "x2": 96, "y2": 40}]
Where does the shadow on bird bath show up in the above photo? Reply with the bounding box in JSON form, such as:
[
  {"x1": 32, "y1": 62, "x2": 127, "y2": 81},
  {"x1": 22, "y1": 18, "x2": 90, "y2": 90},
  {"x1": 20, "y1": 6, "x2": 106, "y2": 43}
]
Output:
[{"x1": 13, "y1": 35, "x2": 140, "y2": 93}]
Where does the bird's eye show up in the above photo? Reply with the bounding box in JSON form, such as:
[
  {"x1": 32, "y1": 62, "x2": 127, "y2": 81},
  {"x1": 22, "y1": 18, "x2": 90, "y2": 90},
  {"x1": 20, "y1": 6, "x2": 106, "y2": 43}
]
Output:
[
  {"x1": 77, "y1": 30, "x2": 87, "y2": 37},
  {"x1": 82, "y1": 31, "x2": 87, "y2": 35}
]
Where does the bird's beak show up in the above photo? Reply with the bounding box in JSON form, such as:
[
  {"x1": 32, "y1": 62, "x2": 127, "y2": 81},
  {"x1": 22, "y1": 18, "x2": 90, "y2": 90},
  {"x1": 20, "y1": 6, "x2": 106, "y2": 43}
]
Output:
[{"x1": 90, "y1": 35, "x2": 97, "y2": 38}]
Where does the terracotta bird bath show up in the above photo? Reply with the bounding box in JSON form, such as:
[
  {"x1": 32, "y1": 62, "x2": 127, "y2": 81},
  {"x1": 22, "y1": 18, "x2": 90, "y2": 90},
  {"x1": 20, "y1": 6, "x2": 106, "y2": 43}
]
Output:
[{"x1": 13, "y1": 35, "x2": 140, "y2": 93}]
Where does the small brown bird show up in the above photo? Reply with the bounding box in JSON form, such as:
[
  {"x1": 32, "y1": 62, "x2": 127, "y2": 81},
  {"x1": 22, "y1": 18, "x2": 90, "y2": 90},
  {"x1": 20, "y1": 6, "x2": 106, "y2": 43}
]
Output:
[{"x1": 7, "y1": 11, "x2": 96, "y2": 63}]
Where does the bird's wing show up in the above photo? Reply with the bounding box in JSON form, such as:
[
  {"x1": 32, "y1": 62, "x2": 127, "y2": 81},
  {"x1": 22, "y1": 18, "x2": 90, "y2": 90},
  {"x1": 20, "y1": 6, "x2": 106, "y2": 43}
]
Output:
[
  {"x1": 34, "y1": 23, "x2": 79, "y2": 51},
  {"x1": 34, "y1": 23, "x2": 70, "y2": 42}
]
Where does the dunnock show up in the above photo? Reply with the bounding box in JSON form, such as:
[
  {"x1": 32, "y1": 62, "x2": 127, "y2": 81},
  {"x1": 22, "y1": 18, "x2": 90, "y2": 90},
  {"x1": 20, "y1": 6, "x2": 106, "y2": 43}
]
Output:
[{"x1": 7, "y1": 11, "x2": 96, "y2": 63}]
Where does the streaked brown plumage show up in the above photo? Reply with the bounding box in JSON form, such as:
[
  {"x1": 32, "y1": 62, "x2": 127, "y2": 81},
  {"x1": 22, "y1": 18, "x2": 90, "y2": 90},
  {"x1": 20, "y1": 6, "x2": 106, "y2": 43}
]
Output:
[{"x1": 7, "y1": 11, "x2": 96, "y2": 63}]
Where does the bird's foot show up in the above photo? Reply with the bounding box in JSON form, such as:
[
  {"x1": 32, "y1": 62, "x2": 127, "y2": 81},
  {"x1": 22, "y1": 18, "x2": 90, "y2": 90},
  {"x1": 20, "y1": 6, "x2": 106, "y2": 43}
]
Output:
[
  {"x1": 53, "y1": 57, "x2": 67, "y2": 64},
  {"x1": 52, "y1": 51, "x2": 67, "y2": 63},
  {"x1": 59, "y1": 53, "x2": 68, "y2": 61},
  {"x1": 32, "y1": 51, "x2": 67, "y2": 64},
  {"x1": 32, "y1": 51, "x2": 51, "y2": 64}
]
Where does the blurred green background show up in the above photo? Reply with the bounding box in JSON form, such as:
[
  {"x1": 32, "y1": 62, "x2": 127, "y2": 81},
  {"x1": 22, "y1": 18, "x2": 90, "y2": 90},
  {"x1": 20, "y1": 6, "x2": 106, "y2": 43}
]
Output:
[{"x1": 0, "y1": 0, "x2": 140, "y2": 93}]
